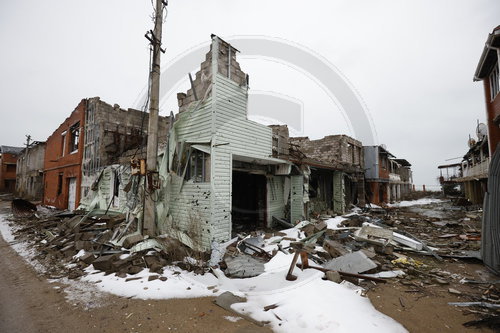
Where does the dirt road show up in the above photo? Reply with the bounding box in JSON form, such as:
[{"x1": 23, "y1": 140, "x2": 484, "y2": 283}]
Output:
[{"x1": 0, "y1": 203, "x2": 270, "y2": 333}]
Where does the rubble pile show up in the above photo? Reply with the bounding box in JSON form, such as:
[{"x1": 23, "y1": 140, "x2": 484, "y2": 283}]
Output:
[
  {"x1": 7, "y1": 202, "x2": 206, "y2": 280},
  {"x1": 3, "y1": 197, "x2": 499, "y2": 329}
]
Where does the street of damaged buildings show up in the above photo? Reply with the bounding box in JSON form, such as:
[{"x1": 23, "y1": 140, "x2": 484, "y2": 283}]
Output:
[{"x1": 1, "y1": 33, "x2": 500, "y2": 332}]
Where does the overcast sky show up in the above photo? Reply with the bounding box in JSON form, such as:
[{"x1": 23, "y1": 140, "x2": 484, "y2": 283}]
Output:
[{"x1": 1, "y1": 0, "x2": 498, "y2": 187}]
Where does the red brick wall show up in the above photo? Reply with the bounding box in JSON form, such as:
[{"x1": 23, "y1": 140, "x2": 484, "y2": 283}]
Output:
[
  {"x1": 483, "y1": 78, "x2": 500, "y2": 155},
  {"x1": 0, "y1": 153, "x2": 19, "y2": 191},
  {"x1": 43, "y1": 100, "x2": 86, "y2": 209},
  {"x1": 366, "y1": 181, "x2": 388, "y2": 205}
]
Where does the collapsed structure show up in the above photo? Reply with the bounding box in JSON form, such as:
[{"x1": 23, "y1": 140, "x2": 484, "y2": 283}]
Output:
[
  {"x1": 77, "y1": 35, "x2": 413, "y2": 252},
  {"x1": 42, "y1": 97, "x2": 169, "y2": 210}
]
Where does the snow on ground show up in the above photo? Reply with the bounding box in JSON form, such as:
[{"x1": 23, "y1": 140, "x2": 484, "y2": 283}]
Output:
[
  {"x1": 0, "y1": 210, "x2": 407, "y2": 333},
  {"x1": 0, "y1": 214, "x2": 46, "y2": 273},
  {"x1": 388, "y1": 198, "x2": 445, "y2": 208}
]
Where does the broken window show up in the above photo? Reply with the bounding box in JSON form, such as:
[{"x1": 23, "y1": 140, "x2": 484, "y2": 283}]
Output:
[
  {"x1": 185, "y1": 149, "x2": 210, "y2": 182},
  {"x1": 57, "y1": 173, "x2": 63, "y2": 195},
  {"x1": 69, "y1": 122, "x2": 80, "y2": 153}
]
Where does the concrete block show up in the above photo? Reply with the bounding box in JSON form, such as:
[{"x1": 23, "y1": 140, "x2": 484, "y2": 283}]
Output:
[{"x1": 122, "y1": 234, "x2": 144, "y2": 249}]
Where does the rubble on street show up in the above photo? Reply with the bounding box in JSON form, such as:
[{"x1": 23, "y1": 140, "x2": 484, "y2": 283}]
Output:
[{"x1": 1, "y1": 195, "x2": 498, "y2": 331}]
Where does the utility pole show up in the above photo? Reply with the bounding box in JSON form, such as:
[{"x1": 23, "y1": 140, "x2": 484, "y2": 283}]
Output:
[{"x1": 143, "y1": 0, "x2": 167, "y2": 236}]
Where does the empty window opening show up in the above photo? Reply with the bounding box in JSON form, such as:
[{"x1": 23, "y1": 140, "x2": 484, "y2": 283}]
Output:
[
  {"x1": 61, "y1": 132, "x2": 67, "y2": 156},
  {"x1": 57, "y1": 173, "x2": 63, "y2": 195},
  {"x1": 69, "y1": 122, "x2": 80, "y2": 153},
  {"x1": 185, "y1": 149, "x2": 210, "y2": 182}
]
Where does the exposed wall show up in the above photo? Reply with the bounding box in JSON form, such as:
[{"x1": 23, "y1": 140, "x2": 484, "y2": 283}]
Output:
[
  {"x1": 43, "y1": 100, "x2": 86, "y2": 209},
  {"x1": 289, "y1": 135, "x2": 363, "y2": 167},
  {"x1": 81, "y1": 97, "x2": 170, "y2": 199},
  {"x1": 16, "y1": 142, "x2": 46, "y2": 200}
]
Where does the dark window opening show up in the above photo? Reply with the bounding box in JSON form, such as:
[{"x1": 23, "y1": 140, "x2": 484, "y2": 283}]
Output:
[
  {"x1": 69, "y1": 122, "x2": 80, "y2": 153},
  {"x1": 57, "y1": 173, "x2": 63, "y2": 195}
]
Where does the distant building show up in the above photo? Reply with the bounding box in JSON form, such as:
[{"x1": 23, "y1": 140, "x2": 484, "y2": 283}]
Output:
[
  {"x1": 363, "y1": 145, "x2": 392, "y2": 205},
  {"x1": 390, "y1": 159, "x2": 413, "y2": 201},
  {"x1": 363, "y1": 145, "x2": 413, "y2": 205},
  {"x1": 449, "y1": 134, "x2": 489, "y2": 204},
  {"x1": 474, "y1": 25, "x2": 500, "y2": 274},
  {"x1": 0, "y1": 145, "x2": 24, "y2": 193},
  {"x1": 16, "y1": 141, "x2": 46, "y2": 200}
]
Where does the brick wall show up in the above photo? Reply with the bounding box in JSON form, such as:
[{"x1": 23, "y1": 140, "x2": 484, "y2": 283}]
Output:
[
  {"x1": 289, "y1": 134, "x2": 363, "y2": 168},
  {"x1": 177, "y1": 37, "x2": 247, "y2": 113},
  {"x1": 0, "y1": 152, "x2": 20, "y2": 192},
  {"x1": 43, "y1": 100, "x2": 86, "y2": 209},
  {"x1": 484, "y1": 78, "x2": 500, "y2": 154}
]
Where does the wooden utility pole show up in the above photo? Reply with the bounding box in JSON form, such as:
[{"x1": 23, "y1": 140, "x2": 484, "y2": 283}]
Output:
[{"x1": 143, "y1": 0, "x2": 166, "y2": 236}]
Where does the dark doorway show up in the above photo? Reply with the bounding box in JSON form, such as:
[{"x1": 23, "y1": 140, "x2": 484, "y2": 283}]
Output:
[{"x1": 232, "y1": 171, "x2": 267, "y2": 235}]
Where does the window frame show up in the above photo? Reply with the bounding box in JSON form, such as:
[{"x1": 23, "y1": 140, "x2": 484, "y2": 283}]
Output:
[
  {"x1": 490, "y1": 61, "x2": 500, "y2": 101},
  {"x1": 69, "y1": 122, "x2": 80, "y2": 154}
]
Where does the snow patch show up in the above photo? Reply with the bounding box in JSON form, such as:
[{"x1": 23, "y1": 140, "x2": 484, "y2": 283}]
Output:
[{"x1": 388, "y1": 198, "x2": 444, "y2": 208}]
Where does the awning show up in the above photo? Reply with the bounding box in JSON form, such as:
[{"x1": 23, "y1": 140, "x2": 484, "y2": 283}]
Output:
[
  {"x1": 232, "y1": 154, "x2": 292, "y2": 165},
  {"x1": 192, "y1": 144, "x2": 211, "y2": 154}
]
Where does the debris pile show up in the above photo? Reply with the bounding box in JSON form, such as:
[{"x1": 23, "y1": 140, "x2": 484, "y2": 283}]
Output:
[{"x1": 6, "y1": 207, "x2": 205, "y2": 280}]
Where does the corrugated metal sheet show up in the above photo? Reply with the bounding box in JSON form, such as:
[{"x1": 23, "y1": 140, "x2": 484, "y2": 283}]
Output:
[
  {"x1": 290, "y1": 175, "x2": 304, "y2": 223},
  {"x1": 481, "y1": 148, "x2": 500, "y2": 274},
  {"x1": 363, "y1": 146, "x2": 379, "y2": 179}
]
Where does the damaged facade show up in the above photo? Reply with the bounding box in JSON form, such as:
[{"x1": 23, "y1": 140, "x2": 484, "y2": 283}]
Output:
[
  {"x1": 79, "y1": 36, "x2": 413, "y2": 252},
  {"x1": 0, "y1": 145, "x2": 24, "y2": 192},
  {"x1": 44, "y1": 97, "x2": 168, "y2": 210},
  {"x1": 15, "y1": 141, "x2": 46, "y2": 200},
  {"x1": 272, "y1": 128, "x2": 366, "y2": 216}
]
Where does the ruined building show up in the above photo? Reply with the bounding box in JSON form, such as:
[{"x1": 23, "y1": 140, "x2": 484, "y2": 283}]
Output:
[
  {"x1": 0, "y1": 145, "x2": 23, "y2": 193},
  {"x1": 44, "y1": 97, "x2": 168, "y2": 210},
  {"x1": 16, "y1": 141, "x2": 46, "y2": 201},
  {"x1": 271, "y1": 126, "x2": 366, "y2": 216}
]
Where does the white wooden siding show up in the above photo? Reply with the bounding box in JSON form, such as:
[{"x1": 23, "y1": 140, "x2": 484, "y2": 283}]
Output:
[
  {"x1": 290, "y1": 175, "x2": 304, "y2": 223},
  {"x1": 267, "y1": 176, "x2": 285, "y2": 227},
  {"x1": 213, "y1": 74, "x2": 272, "y2": 158}
]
